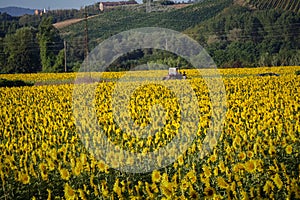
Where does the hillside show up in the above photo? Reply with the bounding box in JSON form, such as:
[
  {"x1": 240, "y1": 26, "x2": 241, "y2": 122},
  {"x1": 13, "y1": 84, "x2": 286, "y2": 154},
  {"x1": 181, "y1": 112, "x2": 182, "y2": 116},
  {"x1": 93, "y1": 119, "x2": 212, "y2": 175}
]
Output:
[
  {"x1": 57, "y1": 0, "x2": 300, "y2": 70},
  {"x1": 247, "y1": 0, "x2": 300, "y2": 12},
  {"x1": 0, "y1": 7, "x2": 35, "y2": 16},
  {"x1": 60, "y1": 0, "x2": 232, "y2": 39},
  {"x1": 53, "y1": 18, "x2": 84, "y2": 29},
  {"x1": 58, "y1": 0, "x2": 233, "y2": 70},
  {"x1": 1, "y1": 0, "x2": 299, "y2": 73},
  {"x1": 185, "y1": 4, "x2": 300, "y2": 67}
]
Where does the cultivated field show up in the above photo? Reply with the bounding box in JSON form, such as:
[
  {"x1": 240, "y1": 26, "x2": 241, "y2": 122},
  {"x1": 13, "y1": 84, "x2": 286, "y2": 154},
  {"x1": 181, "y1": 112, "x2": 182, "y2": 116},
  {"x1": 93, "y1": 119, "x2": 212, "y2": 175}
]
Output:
[{"x1": 0, "y1": 66, "x2": 299, "y2": 199}]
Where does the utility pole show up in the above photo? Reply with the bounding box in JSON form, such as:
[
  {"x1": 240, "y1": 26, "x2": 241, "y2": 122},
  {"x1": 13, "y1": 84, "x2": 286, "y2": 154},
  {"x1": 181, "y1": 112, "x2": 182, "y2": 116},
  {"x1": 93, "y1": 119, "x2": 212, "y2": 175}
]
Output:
[
  {"x1": 64, "y1": 40, "x2": 67, "y2": 72},
  {"x1": 165, "y1": 38, "x2": 168, "y2": 51},
  {"x1": 146, "y1": 0, "x2": 152, "y2": 13},
  {"x1": 83, "y1": 7, "x2": 92, "y2": 79},
  {"x1": 84, "y1": 7, "x2": 89, "y2": 69}
]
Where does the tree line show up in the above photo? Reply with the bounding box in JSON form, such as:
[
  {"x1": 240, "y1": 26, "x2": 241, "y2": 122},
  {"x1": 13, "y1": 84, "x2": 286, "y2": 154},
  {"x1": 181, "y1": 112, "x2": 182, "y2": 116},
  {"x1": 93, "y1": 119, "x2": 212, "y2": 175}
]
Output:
[
  {"x1": 0, "y1": 3, "x2": 110, "y2": 74},
  {"x1": 0, "y1": 17, "x2": 65, "y2": 73},
  {"x1": 60, "y1": 0, "x2": 233, "y2": 71},
  {"x1": 1, "y1": 0, "x2": 299, "y2": 73},
  {"x1": 0, "y1": 0, "x2": 233, "y2": 73},
  {"x1": 197, "y1": 6, "x2": 300, "y2": 67}
]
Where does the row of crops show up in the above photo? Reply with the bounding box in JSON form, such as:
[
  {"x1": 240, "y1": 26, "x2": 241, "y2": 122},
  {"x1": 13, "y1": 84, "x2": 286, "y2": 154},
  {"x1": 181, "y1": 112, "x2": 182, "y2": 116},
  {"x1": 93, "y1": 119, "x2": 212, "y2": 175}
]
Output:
[
  {"x1": 0, "y1": 66, "x2": 300, "y2": 199},
  {"x1": 247, "y1": 0, "x2": 300, "y2": 12}
]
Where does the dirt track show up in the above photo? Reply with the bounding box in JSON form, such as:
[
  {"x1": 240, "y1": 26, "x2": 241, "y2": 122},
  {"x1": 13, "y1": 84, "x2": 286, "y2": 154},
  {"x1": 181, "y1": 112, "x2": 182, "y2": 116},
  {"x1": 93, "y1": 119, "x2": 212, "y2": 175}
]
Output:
[
  {"x1": 53, "y1": 14, "x2": 102, "y2": 29},
  {"x1": 53, "y1": 18, "x2": 84, "y2": 29}
]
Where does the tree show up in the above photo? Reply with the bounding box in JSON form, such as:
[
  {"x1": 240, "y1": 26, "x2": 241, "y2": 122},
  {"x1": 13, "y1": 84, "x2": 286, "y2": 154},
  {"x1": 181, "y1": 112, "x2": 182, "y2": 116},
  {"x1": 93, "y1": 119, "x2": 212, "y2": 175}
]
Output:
[
  {"x1": 53, "y1": 49, "x2": 65, "y2": 72},
  {"x1": 19, "y1": 14, "x2": 41, "y2": 27},
  {"x1": 38, "y1": 17, "x2": 64, "y2": 72},
  {"x1": 3, "y1": 27, "x2": 40, "y2": 73},
  {"x1": 0, "y1": 37, "x2": 6, "y2": 71}
]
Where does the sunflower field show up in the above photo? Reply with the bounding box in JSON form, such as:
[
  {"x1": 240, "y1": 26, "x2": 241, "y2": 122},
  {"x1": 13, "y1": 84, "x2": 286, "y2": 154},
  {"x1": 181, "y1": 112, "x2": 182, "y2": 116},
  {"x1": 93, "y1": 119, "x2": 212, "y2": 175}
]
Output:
[{"x1": 0, "y1": 66, "x2": 299, "y2": 199}]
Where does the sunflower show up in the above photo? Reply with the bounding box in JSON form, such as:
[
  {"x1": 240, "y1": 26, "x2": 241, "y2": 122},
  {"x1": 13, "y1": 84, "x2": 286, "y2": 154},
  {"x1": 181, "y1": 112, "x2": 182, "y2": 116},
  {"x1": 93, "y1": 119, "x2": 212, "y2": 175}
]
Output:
[
  {"x1": 268, "y1": 145, "x2": 276, "y2": 156},
  {"x1": 160, "y1": 181, "x2": 173, "y2": 198},
  {"x1": 47, "y1": 189, "x2": 51, "y2": 200},
  {"x1": 152, "y1": 170, "x2": 161, "y2": 183},
  {"x1": 263, "y1": 180, "x2": 274, "y2": 195},
  {"x1": 209, "y1": 154, "x2": 217, "y2": 163},
  {"x1": 42, "y1": 142, "x2": 48, "y2": 150},
  {"x1": 244, "y1": 160, "x2": 256, "y2": 173},
  {"x1": 101, "y1": 181, "x2": 110, "y2": 197},
  {"x1": 189, "y1": 187, "x2": 199, "y2": 199},
  {"x1": 145, "y1": 182, "x2": 154, "y2": 199},
  {"x1": 20, "y1": 173, "x2": 30, "y2": 185},
  {"x1": 202, "y1": 165, "x2": 212, "y2": 178},
  {"x1": 216, "y1": 176, "x2": 229, "y2": 189},
  {"x1": 74, "y1": 163, "x2": 82, "y2": 176},
  {"x1": 204, "y1": 187, "x2": 215, "y2": 198},
  {"x1": 213, "y1": 167, "x2": 218, "y2": 176},
  {"x1": 218, "y1": 161, "x2": 226, "y2": 173},
  {"x1": 38, "y1": 163, "x2": 48, "y2": 181},
  {"x1": 230, "y1": 181, "x2": 236, "y2": 192},
  {"x1": 60, "y1": 168, "x2": 70, "y2": 181},
  {"x1": 209, "y1": 137, "x2": 218, "y2": 149},
  {"x1": 29, "y1": 163, "x2": 37, "y2": 178},
  {"x1": 247, "y1": 151, "x2": 254, "y2": 159},
  {"x1": 180, "y1": 178, "x2": 189, "y2": 191},
  {"x1": 113, "y1": 179, "x2": 122, "y2": 198},
  {"x1": 64, "y1": 183, "x2": 76, "y2": 200},
  {"x1": 178, "y1": 155, "x2": 184, "y2": 166},
  {"x1": 272, "y1": 173, "x2": 283, "y2": 189},
  {"x1": 78, "y1": 189, "x2": 87, "y2": 200},
  {"x1": 126, "y1": 156, "x2": 134, "y2": 165},
  {"x1": 97, "y1": 160, "x2": 106, "y2": 172},
  {"x1": 238, "y1": 152, "x2": 246, "y2": 161},
  {"x1": 285, "y1": 145, "x2": 293, "y2": 155},
  {"x1": 47, "y1": 159, "x2": 55, "y2": 171},
  {"x1": 200, "y1": 173, "x2": 210, "y2": 187},
  {"x1": 232, "y1": 164, "x2": 241, "y2": 173}
]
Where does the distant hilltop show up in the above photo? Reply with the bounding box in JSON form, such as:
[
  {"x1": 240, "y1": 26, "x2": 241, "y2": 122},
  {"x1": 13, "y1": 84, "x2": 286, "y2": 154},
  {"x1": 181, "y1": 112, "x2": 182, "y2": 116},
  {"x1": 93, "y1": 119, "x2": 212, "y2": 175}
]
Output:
[
  {"x1": 0, "y1": 7, "x2": 35, "y2": 16},
  {"x1": 99, "y1": 1, "x2": 138, "y2": 11}
]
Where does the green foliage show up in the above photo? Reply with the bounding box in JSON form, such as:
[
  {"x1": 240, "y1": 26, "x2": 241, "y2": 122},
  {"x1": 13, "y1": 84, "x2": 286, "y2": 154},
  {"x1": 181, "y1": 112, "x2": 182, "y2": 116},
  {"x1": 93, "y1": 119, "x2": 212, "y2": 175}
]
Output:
[
  {"x1": 0, "y1": 78, "x2": 33, "y2": 87},
  {"x1": 18, "y1": 14, "x2": 41, "y2": 27},
  {"x1": 61, "y1": 0, "x2": 233, "y2": 70},
  {"x1": 38, "y1": 17, "x2": 64, "y2": 72},
  {"x1": 1, "y1": 0, "x2": 300, "y2": 73},
  {"x1": 160, "y1": 0, "x2": 175, "y2": 5},
  {"x1": 106, "y1": 49, "x2": 191, "y2": 71},
  {"x1": 0, "y1": 38, "x2": 5, "y2": 70},
  {"x1": 0, "y1": 12, "x2": 20, "y2": 37},
  {"x1": 296, "y1": 70, "x2": 300, "y2": 75},
  {"x1": 53, "y1": 49, "x2": 66, "y2": 72},
  {"x1": 2, "y1": 27, "x2": 41, "y2": 73},
  {"x1": 186, "y1": 5, "x2": 300, "y2": 67},
  {"x1": 247, "y1": 0, "x2": 300, "y2": 12},
  {"x1": 58, "y1": 0, "x2": 300, "y2": 70}
]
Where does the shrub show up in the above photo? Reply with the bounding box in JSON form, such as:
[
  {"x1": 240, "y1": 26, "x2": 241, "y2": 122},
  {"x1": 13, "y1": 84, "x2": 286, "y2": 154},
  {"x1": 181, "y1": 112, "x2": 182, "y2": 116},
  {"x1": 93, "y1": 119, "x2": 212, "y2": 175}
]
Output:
[{"x1": 0, "y1": 78, "x2": 34, "y2": 87}]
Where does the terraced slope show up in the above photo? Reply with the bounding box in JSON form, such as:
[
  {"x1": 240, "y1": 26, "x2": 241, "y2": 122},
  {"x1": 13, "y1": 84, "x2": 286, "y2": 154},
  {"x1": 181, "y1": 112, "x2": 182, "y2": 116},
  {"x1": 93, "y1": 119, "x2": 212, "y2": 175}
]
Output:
[
  {"x1": 247, "y1": 0, "x2": 300, "y2": 12},
  {"x1": 59, "y1": 0, "x2": 233, "y2": 47}
]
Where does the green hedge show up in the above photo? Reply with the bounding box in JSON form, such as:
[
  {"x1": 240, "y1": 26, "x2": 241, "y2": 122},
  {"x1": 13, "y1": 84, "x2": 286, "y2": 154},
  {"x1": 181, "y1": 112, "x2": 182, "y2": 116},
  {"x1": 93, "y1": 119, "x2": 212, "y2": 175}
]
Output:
[{"x1": 0, "y1": 78, "x2": 34, "y2": 87}]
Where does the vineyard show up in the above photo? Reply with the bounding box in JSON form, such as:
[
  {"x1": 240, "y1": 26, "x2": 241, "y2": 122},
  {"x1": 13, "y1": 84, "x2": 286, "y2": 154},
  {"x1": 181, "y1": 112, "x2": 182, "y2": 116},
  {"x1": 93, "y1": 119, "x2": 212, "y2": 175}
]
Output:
[
  {"x1": 247, "y1": 0, "x2": 300, "y2": 12},
  {"x1": 0, "y1": 66, "x2": 300, "y2": 199}
]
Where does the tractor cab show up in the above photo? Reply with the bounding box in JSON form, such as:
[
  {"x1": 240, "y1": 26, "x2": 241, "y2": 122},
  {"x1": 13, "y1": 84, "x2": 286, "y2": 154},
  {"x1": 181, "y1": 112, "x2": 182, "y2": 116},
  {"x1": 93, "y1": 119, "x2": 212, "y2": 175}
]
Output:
[{"x1": 163, "y1": 68, "x2": 184, "y2": 80}]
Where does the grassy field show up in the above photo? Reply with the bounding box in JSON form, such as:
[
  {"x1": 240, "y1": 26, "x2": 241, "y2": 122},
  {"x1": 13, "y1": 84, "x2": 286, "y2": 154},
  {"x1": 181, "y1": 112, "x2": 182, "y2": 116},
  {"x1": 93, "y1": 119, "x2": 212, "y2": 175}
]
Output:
[{"x1": 0, "y1": 66, "x2": 299, "y2": 199}]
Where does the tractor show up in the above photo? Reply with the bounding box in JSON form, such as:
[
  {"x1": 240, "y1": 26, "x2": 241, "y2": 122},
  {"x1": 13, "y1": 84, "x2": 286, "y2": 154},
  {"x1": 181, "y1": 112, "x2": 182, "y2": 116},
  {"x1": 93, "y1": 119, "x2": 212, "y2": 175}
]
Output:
[{"x1": 162, "y1": 68, "x2": 186, "y2": 80}]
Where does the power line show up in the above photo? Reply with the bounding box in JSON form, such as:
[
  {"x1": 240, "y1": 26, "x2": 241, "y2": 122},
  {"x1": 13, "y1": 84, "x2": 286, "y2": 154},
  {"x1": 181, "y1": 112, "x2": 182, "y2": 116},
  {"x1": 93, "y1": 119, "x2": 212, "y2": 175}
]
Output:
[{"x1": 84, "y1": 7, "x2": 89, "y2": 65}]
